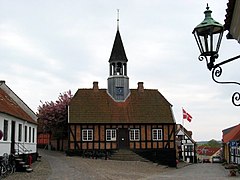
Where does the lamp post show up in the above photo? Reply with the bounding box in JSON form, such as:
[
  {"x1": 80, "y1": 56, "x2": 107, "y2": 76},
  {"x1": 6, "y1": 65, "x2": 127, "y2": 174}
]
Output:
[{"x1": 192, "y1": 4, "x2": 240, "y2": 106}]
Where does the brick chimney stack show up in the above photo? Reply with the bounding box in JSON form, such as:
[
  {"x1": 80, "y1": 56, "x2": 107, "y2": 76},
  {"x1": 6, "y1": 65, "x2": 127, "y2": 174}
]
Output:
[
  {"x1": 137, "y1": 82, "x2": 144, "y2": 92},
  {"x1": 93, "y1": 81, "x2": 99, "y2": 91},
  {"x1": 187, "y1": 131, "x2": 193, "y2": 138}
]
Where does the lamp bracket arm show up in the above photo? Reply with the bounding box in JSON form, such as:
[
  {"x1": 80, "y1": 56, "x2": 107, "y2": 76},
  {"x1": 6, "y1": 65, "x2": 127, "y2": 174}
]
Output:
[
  {"x1": 214, "y1": 55, "x2": 240, "y2": 67},
  {"x1": 212, "y1": 66, "x2": 240, "y2": 86},
  {"x1": 211, "y1": 54, "x2": 240, "y2": 86},
  {"x1": 212, "y1": 62, "x2": 240, "y2": 106}
]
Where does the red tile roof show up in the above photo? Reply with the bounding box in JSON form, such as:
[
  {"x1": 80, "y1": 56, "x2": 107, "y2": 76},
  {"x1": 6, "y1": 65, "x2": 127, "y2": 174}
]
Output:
[
  {"x1": 222, "y1": 124, "x2": 240, "y2": 143},
  {"x1": 69, "y1": 89, "x2": 174, "y2": 124},
  {"x1": 0, "y1": 88, "x2": 36, "y2": 124},
  {"x1": 197, "y1": 146, "x2": 220, "y2": 156}
]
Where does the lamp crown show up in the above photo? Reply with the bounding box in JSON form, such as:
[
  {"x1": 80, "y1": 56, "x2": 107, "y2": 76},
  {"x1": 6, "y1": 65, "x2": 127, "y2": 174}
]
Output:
[
  {"x1": 204, "y1": 4, "x2": 212, "y2": 19},
  {"x1": 193, "y1": 4, "x2": 223, "y2": 34},
  {"x1": 206, "y1": 3, "x2": 209, "y2": 10}
]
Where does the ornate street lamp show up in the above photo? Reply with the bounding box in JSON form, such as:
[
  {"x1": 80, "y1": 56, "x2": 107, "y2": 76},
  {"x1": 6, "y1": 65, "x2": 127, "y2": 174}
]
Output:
[
  {"x1": 193, "y1": 4, "x2": 224, "y2": 71},
  {"x1": 192, "y1": 4, "x2": 240, "y2": 106}
]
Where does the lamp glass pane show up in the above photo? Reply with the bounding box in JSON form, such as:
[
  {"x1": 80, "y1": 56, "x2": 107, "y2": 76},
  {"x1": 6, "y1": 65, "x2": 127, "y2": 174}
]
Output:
[
  {"x1": 212, "y1": 31, "x2": 223, "y2": 53},
  {"x1": 199, "y1": 34, "x2": 211, "y2": 54}
]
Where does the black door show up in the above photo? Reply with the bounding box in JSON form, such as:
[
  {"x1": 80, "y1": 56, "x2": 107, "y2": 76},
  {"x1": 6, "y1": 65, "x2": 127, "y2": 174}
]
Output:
[
  {"x1": 11, "y1": 121, "x2": 16, "y2": 154},
  {"x1": 118, "y1": 128, "x2": 129, "y2": 149}
]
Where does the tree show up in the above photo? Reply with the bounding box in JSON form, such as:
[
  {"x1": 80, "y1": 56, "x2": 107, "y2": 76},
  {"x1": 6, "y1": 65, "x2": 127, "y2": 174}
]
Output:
[
  {"x1": 207, "y1": 139, "x2": 221, "y2": 148},
  {"x1": 37, "y1": 90, "x2": 73, "y2": 140},
  {"x1": 200, "y1": 139, "x2": 221, "y2": 148}
]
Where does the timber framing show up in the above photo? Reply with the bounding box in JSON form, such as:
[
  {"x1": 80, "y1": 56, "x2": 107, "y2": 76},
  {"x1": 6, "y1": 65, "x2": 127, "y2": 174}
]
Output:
[{"x1": 68, "y1": 123, "x2": 175, "y2": 152}]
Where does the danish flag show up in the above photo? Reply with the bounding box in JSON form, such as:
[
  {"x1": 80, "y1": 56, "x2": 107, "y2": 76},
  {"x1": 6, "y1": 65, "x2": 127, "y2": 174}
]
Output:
[{"x1": 182, "y1": 108, "x2": 192, "y2": 122}]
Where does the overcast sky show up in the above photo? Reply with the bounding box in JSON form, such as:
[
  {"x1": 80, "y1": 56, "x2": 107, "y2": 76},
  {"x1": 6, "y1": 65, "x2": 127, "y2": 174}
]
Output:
[{"x1": 1, "y1": 0, "x2": 240, "y2": 141}]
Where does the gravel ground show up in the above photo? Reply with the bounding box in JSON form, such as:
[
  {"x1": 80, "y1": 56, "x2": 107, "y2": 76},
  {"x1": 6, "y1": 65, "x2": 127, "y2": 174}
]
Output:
[
  {"x1": 4, "y1": 149, "x2": 172, "y2": 180},
  {"x1": 4, "y1": 150, "x2": 234, "y2": 180},
  {"x1": 5, "y1": 152, "x2": 51, "y2": 180}
]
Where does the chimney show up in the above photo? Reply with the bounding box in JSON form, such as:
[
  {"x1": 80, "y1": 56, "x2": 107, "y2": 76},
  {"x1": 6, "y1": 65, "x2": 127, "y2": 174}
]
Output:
[
  {"x1": 93, "y1": 81, "x2": 99, "y2": 91},
  {"x1": 137, "y1": 82, "x2": 144, "y2": 92},
  {"x1": 187, "y1": 131, "x2": 193, "y2": 138}
]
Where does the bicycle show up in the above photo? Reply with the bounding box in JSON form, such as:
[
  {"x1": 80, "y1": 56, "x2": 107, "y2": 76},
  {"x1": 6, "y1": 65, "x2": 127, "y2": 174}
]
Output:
[
  {"x1": 0, "y1": 153, "x2": 15, "y2": 178},
  {"x1": 0, "y1": 156, "x2": 7, "y2": 178}
]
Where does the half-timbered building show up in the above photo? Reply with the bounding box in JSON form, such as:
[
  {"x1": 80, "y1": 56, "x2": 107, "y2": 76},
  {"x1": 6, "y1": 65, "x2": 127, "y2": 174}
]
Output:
[
  {"x1": 68, "y1": 25, "x2": 176, "y2": 167},
  {"x1": 176, "y1": 124, "x2": 196, "y2": 163},
  {"x1": 222, "y1": 124, "x2": 240, "y2": 165}
]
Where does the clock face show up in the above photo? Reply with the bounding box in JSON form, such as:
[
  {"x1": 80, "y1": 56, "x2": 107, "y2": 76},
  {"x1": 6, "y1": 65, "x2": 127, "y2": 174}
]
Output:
[{"x1": 116, "y1": 87, "x2": 124, "y2": 95}]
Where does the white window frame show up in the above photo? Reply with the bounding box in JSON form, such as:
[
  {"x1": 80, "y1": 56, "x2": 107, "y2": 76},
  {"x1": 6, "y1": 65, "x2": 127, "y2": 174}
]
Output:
[
  {"x1": 18, "y1": 124, "x2": 22, "y2": 142},
  {"x1": 106, "y1": 129, "x2": 116, "y2": 141},
  {"x1": 24, "y1": 125, "x2": 28, "y2": 142},
  {"x1": 3, "y1": 120, "x2": 8, "y2": 141},
  {"x1": 32, "y1": 128, "x2": 35, "y2": 143},
  {"x1": 129, "y1": 129, "x2": 140, "y2": 141},
  {"x1": 29, "y1": 127, "x2": 31, "y2": 143},
  {"x1": 152, "y1": 129, "x2": 162, "y2": 141},
  {"x1": 82, "y1": 129, "x2": 93, "y2": 141}
]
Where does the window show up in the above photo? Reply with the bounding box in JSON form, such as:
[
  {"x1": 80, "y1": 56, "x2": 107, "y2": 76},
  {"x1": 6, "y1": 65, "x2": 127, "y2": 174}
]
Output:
[
  {"x1": 152, "y1": 129, "x2": 162, "y2": 141},
  {"x1": 24, "y1": 126, "x2": 27, "y2": 142},
  {"x1": 32, "y1": 128, "x2": 35, "y2": 143},
  {"x1": 129, "y1": 129, "x2": 140, "y2": 141},
  {"x1": 185, "y1": 145, "x2": 193, "y2": 152},
  {"x1": 3, "y1": 120, "x2": 8, "y2": 141},
  {"x1": 18, "y1": 124, "x2": 22, "y2": 142},
  {"x1": 82, "y1": 129, "x2": 93, "y2": 141},
  {"x1": 106, "y1": 129, "x2": 116, "y2": 141},
  {"x1": 29, "y1": 127, "x2": 31, "y2": 143}
]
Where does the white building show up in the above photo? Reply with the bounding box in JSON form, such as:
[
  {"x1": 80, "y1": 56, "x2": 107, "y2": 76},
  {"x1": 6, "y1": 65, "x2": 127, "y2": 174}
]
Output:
[
  {"x1": 0, "y1": 81, "x2": 38, "y2": 158},
  {"x1": 176, "y1": 124, "x2": 197, "y2": 163}
]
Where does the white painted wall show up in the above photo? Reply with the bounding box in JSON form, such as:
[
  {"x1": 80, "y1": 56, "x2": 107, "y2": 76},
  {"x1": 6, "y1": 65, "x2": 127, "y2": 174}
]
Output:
[{"x1": 0, "y1": 113, "x2": 37, "y2": 156}]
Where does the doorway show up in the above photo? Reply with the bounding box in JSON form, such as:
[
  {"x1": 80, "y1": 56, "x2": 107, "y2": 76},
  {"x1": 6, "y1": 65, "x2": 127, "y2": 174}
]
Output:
[
  {"x1": 118, "y1": 128, "x2": 129, "y2": 149},
  {"x1": 11, "y1": 121, "x2": 16, "y2": 154}
]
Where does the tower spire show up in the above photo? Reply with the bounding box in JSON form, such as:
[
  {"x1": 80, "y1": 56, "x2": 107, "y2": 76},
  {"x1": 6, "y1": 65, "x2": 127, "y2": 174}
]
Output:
[
  {"x1": 117, "y1": 9, "x2": 119, "y2": 30},
  {"x1": 108, "y1": 12, "x2": 130, "y2": 101}
]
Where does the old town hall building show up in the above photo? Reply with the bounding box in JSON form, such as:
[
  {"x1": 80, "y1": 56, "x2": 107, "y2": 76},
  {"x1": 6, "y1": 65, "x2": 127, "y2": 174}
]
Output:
[{"x1": 68, "y1": 24, "x2": 177, "y2": 167}]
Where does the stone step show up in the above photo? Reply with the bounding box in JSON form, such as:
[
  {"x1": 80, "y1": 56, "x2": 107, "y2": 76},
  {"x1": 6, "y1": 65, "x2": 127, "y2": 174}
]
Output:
[
  {"x1": 26, "y1": 168, "x2": 33, "y2": 173},
  {"x1": 15, "y1": 158, "x2": 23, "y2": 161},
  {"x1": 110, "y1": 149, "x2": 149, "y2": 162},
  {"x1": 18, "y1": 161, "x2": 26, "y2": 165},
  {"x1": 22, "y1": 164, "x2": 30, "y2": 168},
  {"x1": 14, "y1": 154, "x2": 33, "y2": 173}
]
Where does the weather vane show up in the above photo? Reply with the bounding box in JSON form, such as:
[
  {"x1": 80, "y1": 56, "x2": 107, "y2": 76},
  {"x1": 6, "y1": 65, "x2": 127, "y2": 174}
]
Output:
[{"x1": 117, "y1": 9, "x2": 119, "y2": 30}]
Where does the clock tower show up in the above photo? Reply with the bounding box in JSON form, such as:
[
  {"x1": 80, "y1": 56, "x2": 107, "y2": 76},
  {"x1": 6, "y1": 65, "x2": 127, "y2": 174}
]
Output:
[{"x1": 107, "y1": 22, "x2": 130, "y2": 101}]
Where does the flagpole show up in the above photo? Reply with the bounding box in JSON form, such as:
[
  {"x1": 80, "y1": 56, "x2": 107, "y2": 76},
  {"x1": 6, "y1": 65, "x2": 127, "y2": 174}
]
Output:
[
  {"x1": 182, "y1": 108, "x2": 185, "y2": 162},
  {"x1": 182, "y1": 108, "x2": 184, "y2": 133}
]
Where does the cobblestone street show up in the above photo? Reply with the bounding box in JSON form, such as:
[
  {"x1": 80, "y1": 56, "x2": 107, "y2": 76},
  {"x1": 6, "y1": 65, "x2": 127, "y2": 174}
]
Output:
[{"x1": 5, "y1": 149, "x2": 239, "y2": 180}]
